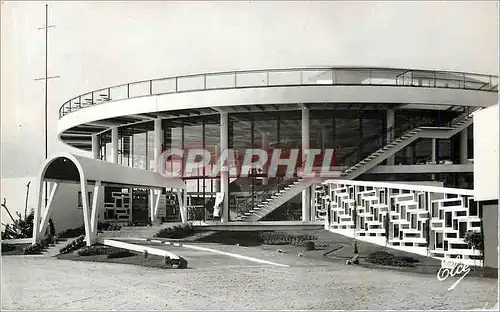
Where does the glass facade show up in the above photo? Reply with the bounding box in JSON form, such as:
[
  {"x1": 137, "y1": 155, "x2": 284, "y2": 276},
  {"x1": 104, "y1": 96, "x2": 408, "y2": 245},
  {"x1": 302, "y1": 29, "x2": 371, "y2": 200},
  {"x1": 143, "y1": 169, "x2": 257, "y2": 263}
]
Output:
[
  {"x1": 393, "y1": 109, "x2": 462, "y2": 165},
  {"x1": 161, "y1": 116, "x2": 221, "y2": 221},
  {"x1": 96, "y1": 107, "x2": 469, "y2": 222},
  {"x1": 98, "y1": 122, "x2": 155, "y2": 169}
]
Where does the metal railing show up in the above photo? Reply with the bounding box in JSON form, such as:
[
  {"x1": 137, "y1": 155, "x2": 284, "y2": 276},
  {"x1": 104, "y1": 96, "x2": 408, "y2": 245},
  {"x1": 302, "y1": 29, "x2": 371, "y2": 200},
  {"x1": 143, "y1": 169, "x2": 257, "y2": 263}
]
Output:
[
  {"x1": 341, "y1": 107, "x2": 481, "y2": 172},
  {"x1": 59, "y1": 67, "x2": 498, "y2": 118}
]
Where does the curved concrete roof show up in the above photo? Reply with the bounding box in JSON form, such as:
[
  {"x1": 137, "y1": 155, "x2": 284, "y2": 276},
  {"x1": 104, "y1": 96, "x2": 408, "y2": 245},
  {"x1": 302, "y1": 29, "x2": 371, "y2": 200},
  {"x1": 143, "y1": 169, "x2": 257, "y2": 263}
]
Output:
[{"x1": 41, "y1": 152, "x2": 186, "y2": 190}]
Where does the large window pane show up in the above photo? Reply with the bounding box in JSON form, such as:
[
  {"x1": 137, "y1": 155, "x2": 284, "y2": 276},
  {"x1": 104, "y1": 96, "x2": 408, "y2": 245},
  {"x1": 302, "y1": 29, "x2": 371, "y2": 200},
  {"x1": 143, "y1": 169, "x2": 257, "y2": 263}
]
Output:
[
  {"x1": 183, "y1": 118, "x2": 203, "y2": 177},
  {"x1": 310, "y1": 116, "x2": 335, "y2": 150},
  {"x1": 99, "y1": 130, "x2": 111, "y2": 161},
  {"x1": 146, "y1": 127, "x2": 155, "y2": 170},
  {"x1": 119, "y1": 128, "x2": 132, "y2": 167},
  {"x1": 132, "y1": 126, "x2": 147, "y2": 170},
  {"x1": 334, "y1": 112, "x2": 361, "y2": 166},
  {"x1": 163, "y1": 120, "x2": 184, "y2": 175},
  {"x1": 361, "y1": 113, "x2": 384, "y2": 159},
  {"x1": 204, "y1": 115, "x2": 220, "y2": 177}
]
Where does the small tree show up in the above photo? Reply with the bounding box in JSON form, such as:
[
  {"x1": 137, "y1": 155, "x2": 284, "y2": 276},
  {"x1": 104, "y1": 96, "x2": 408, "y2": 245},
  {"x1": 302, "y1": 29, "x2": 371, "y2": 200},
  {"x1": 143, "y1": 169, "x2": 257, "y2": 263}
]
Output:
[
  {"x1": 48, "y1": 219, "x2": 56, "y2": 237},
  {"x1": 425, "y1": 211, "x2": 431, "y2": 256},
  {"x1": 352, "y1": 201, "x2": 358, "y2": 235},
  {"x1": 464, "y1": 228, "x2": 484, "y2": 269}
]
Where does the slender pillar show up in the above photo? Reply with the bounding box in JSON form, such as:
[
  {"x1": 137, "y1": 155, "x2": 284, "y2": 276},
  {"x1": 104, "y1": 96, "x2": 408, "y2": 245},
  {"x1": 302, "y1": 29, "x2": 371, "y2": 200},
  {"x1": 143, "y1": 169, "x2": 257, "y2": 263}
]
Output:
[
  {"x1": 460, "y1": 127, "x2": 468, "y2": 164},
  {"x1": 301, "y1": 107, "x2": 311, "y2": 221},
  {"x1": 405, "y1": 145, "x2": 413, "y2": 164},
  {"x1": 214, "y1": 143, "x2": 220, "y2": 192},
  {"x1": 111, "y1": 127, "x2": 118, "y2": 164},
  {"x1": 220, "y1": 112, "x2": 229, "y2": 222},
  {"x1": 310, "y1": 185, "x2": 316, "y2": 221},
  {"x1": 431, "y1": 138, "x2": 437, "y2": 180},
  {"x1": 386, "y1": 109, "x2": 395, "y2": 165},
  {"x1": 154, "y1": 118, "x2": 163, "y2": 171},
  {"x1": 261, "y1": 132, "x2": 269, "y2": 186},
  {"x1": 92, "y1": 134, "x2": 99, "y2": 160},
  {"x1": 431, "y1": 138, "x2": 437, "y2": 163}
]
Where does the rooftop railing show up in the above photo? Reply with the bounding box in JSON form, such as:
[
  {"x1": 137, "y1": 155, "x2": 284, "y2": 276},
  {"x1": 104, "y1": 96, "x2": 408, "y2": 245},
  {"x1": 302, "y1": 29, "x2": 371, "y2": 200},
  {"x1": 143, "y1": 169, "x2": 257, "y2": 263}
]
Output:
[{"x1": 59, "y1": 67, "x2": 498, "y2": 119}]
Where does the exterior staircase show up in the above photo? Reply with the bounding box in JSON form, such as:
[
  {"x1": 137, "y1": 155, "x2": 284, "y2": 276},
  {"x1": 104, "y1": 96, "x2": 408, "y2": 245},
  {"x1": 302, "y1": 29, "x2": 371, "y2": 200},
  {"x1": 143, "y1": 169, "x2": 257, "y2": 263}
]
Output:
[
  {"x1": 243, "y1": 176, "x2": 324, "y2": 222},
  {"x1": 340, "y1": 107, "x2": 480, "y2": 180},
  {"x1": 236, "y1": 107, "x2": 481, "y2": 222}
]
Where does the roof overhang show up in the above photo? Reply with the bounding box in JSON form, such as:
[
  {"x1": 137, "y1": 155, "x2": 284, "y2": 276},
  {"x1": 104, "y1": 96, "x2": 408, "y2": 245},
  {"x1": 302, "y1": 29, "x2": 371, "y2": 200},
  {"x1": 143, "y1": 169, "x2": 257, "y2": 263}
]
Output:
[{"x1": 40, "y1": 152, "x2": 185, "y2": 190}]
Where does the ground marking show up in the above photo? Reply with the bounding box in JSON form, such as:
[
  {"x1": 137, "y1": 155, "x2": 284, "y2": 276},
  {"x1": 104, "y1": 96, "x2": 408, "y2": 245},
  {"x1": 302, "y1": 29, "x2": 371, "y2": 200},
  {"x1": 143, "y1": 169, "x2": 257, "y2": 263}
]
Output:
[
  {"x1": 178, "y1": 243, "x2": 290, "y2": 267},
  {"x1": 115, "y1": 237, "x2": 289, "y2": 267}
]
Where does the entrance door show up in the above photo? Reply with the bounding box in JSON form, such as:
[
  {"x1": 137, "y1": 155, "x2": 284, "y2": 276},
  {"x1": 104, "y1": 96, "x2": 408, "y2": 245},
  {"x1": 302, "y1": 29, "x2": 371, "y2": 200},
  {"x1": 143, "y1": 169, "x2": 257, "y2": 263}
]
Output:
[{"x1": 132, "y1": 188, "x2": 149, "y2": 225}]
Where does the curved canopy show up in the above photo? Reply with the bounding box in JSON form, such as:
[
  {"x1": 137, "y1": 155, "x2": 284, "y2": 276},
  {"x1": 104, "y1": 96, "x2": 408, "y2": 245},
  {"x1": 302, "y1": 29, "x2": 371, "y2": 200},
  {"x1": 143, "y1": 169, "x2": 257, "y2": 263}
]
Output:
[
  {"x1": 33, "y1": 153, "x2": 186, "y2": 247},
  {"x1": 41, "y1": 152, "x2": 185, "y2": 189}
]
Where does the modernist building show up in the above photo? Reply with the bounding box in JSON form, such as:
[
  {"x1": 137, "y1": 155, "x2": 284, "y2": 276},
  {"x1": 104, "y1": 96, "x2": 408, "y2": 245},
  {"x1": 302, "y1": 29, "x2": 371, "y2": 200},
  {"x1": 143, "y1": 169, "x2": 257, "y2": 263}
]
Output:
[{"x1": 55, "y1": 67, "x2": 498, "y2": 225}]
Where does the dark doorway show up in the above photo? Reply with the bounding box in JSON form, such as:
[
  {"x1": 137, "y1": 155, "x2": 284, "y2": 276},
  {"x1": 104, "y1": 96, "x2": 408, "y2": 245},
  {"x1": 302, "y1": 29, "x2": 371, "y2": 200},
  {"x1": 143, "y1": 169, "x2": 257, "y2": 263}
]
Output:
[{"x1": 132, "y1": 188, "x2": 149, "y2": 225}]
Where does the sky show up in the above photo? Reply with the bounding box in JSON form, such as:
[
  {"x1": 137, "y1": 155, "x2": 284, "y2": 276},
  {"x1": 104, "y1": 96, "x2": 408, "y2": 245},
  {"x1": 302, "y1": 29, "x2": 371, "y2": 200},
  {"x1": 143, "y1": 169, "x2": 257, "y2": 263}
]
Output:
[{"x1": 1, "y1": 1, "x2": 498, "y2": 179}]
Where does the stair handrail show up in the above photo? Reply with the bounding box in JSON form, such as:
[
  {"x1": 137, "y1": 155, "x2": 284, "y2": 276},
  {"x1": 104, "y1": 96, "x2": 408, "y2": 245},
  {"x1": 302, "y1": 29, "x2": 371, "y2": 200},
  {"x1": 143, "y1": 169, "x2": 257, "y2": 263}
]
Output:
[
  {"x1": 236, "y1": 160, "x2": 310, "y2": 218},
  {"x1": 446, "y1": 106, "x2": 482, "y2": 127},
  {"x1": 341, "y1": 121, "x2": 422, "y2": 167},
  {"x1": 342, "y1": 107, "x2": 482, "y2": 175}
]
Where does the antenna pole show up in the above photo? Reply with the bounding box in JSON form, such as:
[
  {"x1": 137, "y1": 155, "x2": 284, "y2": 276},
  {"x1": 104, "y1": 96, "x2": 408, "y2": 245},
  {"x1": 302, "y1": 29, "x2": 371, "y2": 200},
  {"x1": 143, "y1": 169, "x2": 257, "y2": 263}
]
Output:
[{"x1": 35, "y1": 4, "x2": 59, "y2": 209}]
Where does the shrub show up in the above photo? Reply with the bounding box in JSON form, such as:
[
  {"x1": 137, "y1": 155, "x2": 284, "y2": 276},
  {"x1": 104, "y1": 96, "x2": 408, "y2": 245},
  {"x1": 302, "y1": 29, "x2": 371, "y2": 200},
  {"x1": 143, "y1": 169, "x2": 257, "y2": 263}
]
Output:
[
  {"x1": 48, "y1": 219, "x2": 56, "y2": 236},
  {"x1": 1, "y1": 208, "x2": 34, "y2": 239},
  {"x1": 58, "y1": 225, "x2": 85, "y2": 238},
  {"x1": 59, "y1": 235, "x2": 86, "y2": 254},
  {"x1": 98, "y1": 222, "x2": 122, "y2": 231},
  {"x1": 304, "y1": 241, "x2": 315, "y2": 251},
  {"x1": 23, "y1": 243, "x2": 46, "y2": 255},
  {"x1": 367, "y1": 251, "x2": 419, "y2": 267},
  {"x1": 258, "y1": 232, "x2": 317, "y2": 246},
  {"x1": 76, "y1": 245, "x2": 111, "y2": 256},
  {"x1": 107, "y1": 250, "x2": 134, "y2": 259},
  {"x1": 40, "y1": 235, "x2": 56, "y2": 248},
  {"x1": 154, "y1": 223, "x2": 194, "y2": 239},
  {"x1": 1, "y1": 243, "x2": 16, "y2": 253},
  {"x1": 107, "y1": 224, "x2": 123, "y2": 231}
]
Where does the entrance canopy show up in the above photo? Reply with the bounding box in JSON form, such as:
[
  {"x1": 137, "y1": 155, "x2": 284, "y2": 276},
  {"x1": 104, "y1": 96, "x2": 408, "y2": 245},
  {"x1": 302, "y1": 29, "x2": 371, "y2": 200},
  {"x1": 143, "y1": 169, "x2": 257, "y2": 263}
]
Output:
[
  {"x1": 42, "y1": 152, "x2": 185, "y2": 190},
  {"x1": 33, "y1": 153, "x2": 186, "y2": 246}
]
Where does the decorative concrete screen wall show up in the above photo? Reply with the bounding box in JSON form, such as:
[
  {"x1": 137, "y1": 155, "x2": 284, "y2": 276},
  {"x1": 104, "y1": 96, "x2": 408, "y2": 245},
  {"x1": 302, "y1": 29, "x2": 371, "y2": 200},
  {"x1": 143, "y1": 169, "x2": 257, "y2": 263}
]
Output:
[{"x1": 318, "y1": 180, "x2": 482, "y2": 266}]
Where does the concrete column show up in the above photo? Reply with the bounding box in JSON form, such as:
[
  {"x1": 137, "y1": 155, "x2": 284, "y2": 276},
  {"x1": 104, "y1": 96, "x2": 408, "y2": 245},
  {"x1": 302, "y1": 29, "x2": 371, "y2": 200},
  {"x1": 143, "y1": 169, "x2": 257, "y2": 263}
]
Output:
[
  {"x1": 405, "y1": 144, "x2": 413, "y2": 164},
  {"x1": 386, "y1": 109, "x2": 395, "y2": 165},
  {"x1": 261, "y1": 132, "x2": 269, "y2": 186},
  {"x1": 460, "y1": 127, "x2": 468, "y2": 164},
  {"x1": 301, "y1": 107, "x2": 311, "y2": 222},
  {"x1": 310, "y1": 185, "x2": 316, "y2": 221},
  {"x1": 220, "y1": 112, "x2": 229, "y2": 223},
  {"x1": 214, "y1": 143, "x2": 220, "y2": 192},
  {"x1": 431, "y1": 138, "x2": 437, "y2": 163},
  {"x1": 154, "y1": 118, "x2": 163, "y2": 171},
  {"x1": 111, "y1": 127, "x2": 118, "y2": 164},
  {"x1": 431, "y1": 138, "x2": 437, "y2": 180},
  {"x1": 91, "y1": 134, "x2": 100, "y2": 160}
]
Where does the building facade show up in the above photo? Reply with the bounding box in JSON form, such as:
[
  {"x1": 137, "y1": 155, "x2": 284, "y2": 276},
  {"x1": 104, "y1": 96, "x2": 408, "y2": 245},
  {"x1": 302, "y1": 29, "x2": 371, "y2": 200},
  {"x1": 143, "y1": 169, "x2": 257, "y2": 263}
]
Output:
[{"x1": 56, "y1": 67, "x2": 498, "y2": 225}]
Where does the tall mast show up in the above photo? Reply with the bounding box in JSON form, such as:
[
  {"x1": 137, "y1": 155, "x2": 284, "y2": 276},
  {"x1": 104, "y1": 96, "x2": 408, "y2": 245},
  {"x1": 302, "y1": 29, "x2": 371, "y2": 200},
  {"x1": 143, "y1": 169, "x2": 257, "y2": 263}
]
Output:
[{"x1": 35, "y1": 4, "x2": 59, "y2": 207}]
